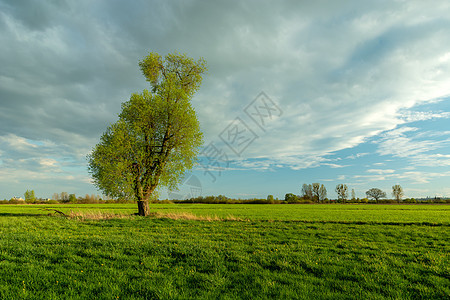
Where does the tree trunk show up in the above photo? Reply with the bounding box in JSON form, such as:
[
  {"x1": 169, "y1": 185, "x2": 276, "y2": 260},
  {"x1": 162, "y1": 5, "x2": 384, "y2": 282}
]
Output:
[{"x1": 137, "y1": 200, "x2": 150, "y2": 216}]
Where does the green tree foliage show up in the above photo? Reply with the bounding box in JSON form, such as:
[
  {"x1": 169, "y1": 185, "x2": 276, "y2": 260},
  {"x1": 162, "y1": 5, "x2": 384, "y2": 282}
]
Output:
[
  {"x1": 392, "y1": 185, "x2": 404, "y2": 203},
  {"x1": 24, "y1": 190, "x2": 36, "y2": 203},
  {"x1": 69, "y1": 194, "x2": 77, "y2": 203},
  {"x1": 284, "y1": 193, "x2": 297, "y2": 203},
  {"x1": 335, "y1": 184, "x2": 348, "y2": 203},
  {"x1": 366, "y1": 188, "x2": 387, "y2": 202},
  {"x1": 88, "y1": 52, "x2": 206, "y2": 216}
]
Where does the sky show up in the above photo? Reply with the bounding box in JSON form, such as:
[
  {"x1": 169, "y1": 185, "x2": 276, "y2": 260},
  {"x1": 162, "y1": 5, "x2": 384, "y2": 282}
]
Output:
[{"x1": 1, "y1": 0, "x2": 450, "y2": 200}]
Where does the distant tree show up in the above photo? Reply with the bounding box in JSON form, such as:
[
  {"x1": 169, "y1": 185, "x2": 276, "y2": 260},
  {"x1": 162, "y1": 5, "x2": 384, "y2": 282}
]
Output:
[
  {"x1": 335, "y1": 184, "x2": 348, "y2": 203},
  {"x1": 69, "y1": 194, "x2": 77, "y2": 203},
  {"x1": 285, "y1": 193, "x2": 297, "y2": 203},
  {"x1": 52, "y1": 193, "x2": 60, "y2": 201},
  {"x1": 318, "y1": 184, "x2": 327, "y2": 202},
  {"x1": 24, "y1": 190, "x2": 36, "y2": 203},
  {"x1": 267, "y1": 195, "x2": 274, "y2": 201},
  {"x1": 81, "y1": 194, "x2": 101, "y2": 204},
  {"x1": 392, "y1": 185, "x2": 404, "y2": 203},
  {"x1": 60, "y1": 192, "x2": 69, "y2": 202},
  {"x1": 88, "y1": 52, "x2": 206, "y2": 216},
  {"x1": 10, "y1": 197, "x2": 25, "y2": 204},
  {"x1": 216, "y1": 195, "x2": 228, "y2": 202},
  {"x1": 84, "y1": 194, "x2": 91, "y2": 203},
  {"x1": 301, "y1": 184, "x2": 313, "y2": 200},
  {"x1": 311, "y1": 183, "x2": 320, "y2": 202},
  {"x1": 366, "y1": 188, "x2": 386, "y2": 202},
  {"x1": 351, "y1": 189, "x2": 356, "y2": 201}
]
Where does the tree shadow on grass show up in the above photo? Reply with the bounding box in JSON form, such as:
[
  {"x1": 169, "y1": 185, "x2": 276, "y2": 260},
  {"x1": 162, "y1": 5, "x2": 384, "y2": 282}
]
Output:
[{"x1": 0, "y1": 213, "x2": 52, "y2": 217}]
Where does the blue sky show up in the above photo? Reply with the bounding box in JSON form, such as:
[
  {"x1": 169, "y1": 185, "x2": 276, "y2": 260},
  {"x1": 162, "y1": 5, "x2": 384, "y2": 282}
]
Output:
[{"x1": 0, "y1": 1, "x2": 450, "y2": 200}]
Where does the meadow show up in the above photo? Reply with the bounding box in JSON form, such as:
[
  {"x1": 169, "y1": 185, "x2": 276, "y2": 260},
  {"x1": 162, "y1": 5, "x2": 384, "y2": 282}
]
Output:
[{"x1": 0, "y1": 204, "x2": 448, "y2": 299}]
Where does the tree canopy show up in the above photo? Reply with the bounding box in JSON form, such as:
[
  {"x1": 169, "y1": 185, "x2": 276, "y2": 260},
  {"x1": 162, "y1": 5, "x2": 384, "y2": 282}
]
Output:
[
  {"x1": 88, "y1": 52, "x2": 206, "y2": 216},
  {"x1": 392, "y1": 185, "x2": 404, "y2": 203},
  {"x1": 24, "y1": 189, "x2": 36, "y2": 203},
  {"x1": 335, "y1": 184, "x2": 348, "y2": 203},
  {"x1": 366, "y1": 188, "x2": 386, "y2": 202}
]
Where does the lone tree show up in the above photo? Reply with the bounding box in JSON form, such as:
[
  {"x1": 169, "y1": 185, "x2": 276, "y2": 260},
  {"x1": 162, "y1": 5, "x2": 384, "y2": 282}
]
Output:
[
  {"x1": 88, "y1": 52, "x2": 206, "y2": 216},
  {"x1": 335, "y1": 184, "x2": 348, "y2": 203},
  {"x1": 366, "y1": 188, "x2": 386, "y2": 202},
  {"x1": 392, "y1": 184, "x2": 404, "y2": 203},
  {"x1": 311, "y1": 183, "x2": 320, "y2": 202},
  {"x1": 303, "y1": 183, "x2": 326, "y2": 202},
  {"x1": 301, "y1": 183, "x2": 313, "y2": 200},
  {"x1": 318, "y1": 184, "x2": 327, "y2": 202},
  {"x1": 24, "y1": 189, "x2": 36, "y2": 203}
]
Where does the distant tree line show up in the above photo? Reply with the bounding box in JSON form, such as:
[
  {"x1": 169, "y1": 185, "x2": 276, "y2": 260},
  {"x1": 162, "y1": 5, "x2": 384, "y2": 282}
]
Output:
[
  {"x1": 283, "y1": 183, "x2": 450, "y2": 204},
  {"x1": 1, "y1": 184, "x2": 449, "y2": 204},
  {"x1": 0, "y1": 190, "x2": 135, "y2": 204},
  {"x1": 172, "y1": 195, "x2": 284, "y2": 204}
]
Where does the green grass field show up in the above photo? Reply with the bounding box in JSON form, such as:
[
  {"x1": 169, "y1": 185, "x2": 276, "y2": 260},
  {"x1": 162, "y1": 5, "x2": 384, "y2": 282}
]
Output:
[{"x1": 0, "y1": 204, "x2": 449, "y2": 299}]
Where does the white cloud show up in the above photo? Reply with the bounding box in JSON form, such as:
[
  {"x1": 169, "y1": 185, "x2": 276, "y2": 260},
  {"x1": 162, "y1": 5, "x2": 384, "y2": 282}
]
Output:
[
  {"x1": 397, "y1": 171, "x2": 450, "y2": 184},
  {"x1": 337, "y1": 175, "x2": 346, "y2": 181},
  {"x1": 367, "y1": 169, "x2": 395, "y2": 175},
  {"x1": 351, "y1": 169, "x2": 450, "y2": 185},
  {"x1": 376, "y1": 126, "x2": 450, "y2": 166},
  {"x1": 400, "y1": 111, "x2": 450, "y2": 123},
  {"x1": 0, "y1": 134, "x2": 36, "y2": 151},
  {"x1": 39, "y1": 158, "x2": 58, "y2": 168},
  {"x1": 322, "y1": 163, "x2": 349, "y2": 169},
  {"x1": 347, "y1": 153, "x2": 370, "y2": 160}
]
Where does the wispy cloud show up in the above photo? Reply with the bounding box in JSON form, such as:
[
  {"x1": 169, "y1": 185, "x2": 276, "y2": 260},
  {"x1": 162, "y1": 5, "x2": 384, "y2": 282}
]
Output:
[
  {"x1": 352, "y1": 169, "x2": 450, "y2": 185},
  {"x1": 346, "y1": 153, "x2": 370, "y2": 160},
  {"x1": 399, "y1": 110, "x2": 450, "y2": 123},
  {"x1": 367, "y1": 169, "x2": 396, "y2": 175},
  {"x1": 376, "y1": 126, "x2": 450, "y2": 166}
]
